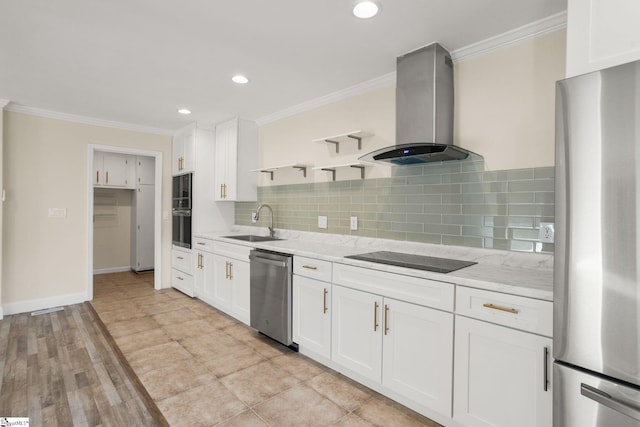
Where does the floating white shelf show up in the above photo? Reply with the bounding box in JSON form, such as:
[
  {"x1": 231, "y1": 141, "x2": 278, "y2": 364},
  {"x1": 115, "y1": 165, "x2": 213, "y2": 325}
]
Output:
[
  {"x1": 250, "y1": 164, "x2": 308, "y2": 180},
  {"x1": 312, "y1": 162, "x2": 366, "y2": 181},
  {"x1": 312, "y1": 130, "x2": 370, "y2": 153}
]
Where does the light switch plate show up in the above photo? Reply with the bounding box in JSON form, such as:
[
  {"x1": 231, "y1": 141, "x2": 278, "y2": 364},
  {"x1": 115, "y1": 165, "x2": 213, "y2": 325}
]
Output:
[
  {"x1": 48, "y1": 208, "x2": 67, "y2": 218},
  {"x1": 350, "y1": 216, "x2": 358, "y2": 230},
  {"x1": 318, "y1": 215, "x2": 328, "y2": 229}
]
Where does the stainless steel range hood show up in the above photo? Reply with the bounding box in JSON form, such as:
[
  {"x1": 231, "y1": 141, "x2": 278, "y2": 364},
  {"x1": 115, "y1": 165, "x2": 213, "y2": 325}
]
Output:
[{"x1": 360, "y1": 43, "x2": 474, "y2": 165}]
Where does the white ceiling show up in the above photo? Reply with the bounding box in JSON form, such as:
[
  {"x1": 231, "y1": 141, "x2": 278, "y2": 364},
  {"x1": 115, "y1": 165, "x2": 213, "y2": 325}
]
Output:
[{"x1": 0, "y1": 0, "x2": 566, "y2": 133}]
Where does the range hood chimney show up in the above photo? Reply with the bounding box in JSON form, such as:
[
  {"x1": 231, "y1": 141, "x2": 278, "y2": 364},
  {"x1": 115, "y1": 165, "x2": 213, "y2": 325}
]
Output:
[{"x1": 360, "y1": 42, "x2": 473, "y2": 165}]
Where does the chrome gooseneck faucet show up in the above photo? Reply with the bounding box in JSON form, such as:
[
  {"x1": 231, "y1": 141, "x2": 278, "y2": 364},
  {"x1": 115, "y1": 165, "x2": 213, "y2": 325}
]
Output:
[{"x1": 255, "y1": 204, "x2": 275, "y2": 238}]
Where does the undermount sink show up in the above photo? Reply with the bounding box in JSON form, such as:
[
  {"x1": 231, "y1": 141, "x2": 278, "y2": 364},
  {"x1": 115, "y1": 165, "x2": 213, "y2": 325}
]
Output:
[{"x1": 223, "y1": 235, "x2": 283, "y2": 243}]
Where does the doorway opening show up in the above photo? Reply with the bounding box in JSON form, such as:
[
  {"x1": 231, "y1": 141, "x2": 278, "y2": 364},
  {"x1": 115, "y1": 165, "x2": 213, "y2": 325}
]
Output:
[{"x1": 87, "y1": 145, "x2": 163, "y2": 300}]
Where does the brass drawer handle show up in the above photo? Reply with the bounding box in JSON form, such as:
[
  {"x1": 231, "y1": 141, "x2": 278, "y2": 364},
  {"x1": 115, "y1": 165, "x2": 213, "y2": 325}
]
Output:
[
  {"x1": 483, "y1": 303, "x2": 519, "y2": 314},
  {"x1": 177, "y1": 256, "x2": 184, "y2": 260},
  {"x1": 323, "y1": 288, "x2": 328, "y2": 314},
  {"x1": 373, "y1": 301, "x2": 379, "y2": 331},
  {"x1": 177, "y1": 276, "x2": 184, "y2": 281},
  {"x1": 197, "y1": 242, "x2": 205, "y2": 245},
  {"x1": 384, "y1": 304, "x2": 389, "y2": 335},
  {"x1": 302, "y1": 265, "x2": 318, "y2": 270}
]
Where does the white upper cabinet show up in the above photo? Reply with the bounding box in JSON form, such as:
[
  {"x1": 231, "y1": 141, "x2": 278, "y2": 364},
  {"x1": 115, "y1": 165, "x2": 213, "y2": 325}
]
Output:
[
  {"x1": 136, "y1": 156, "x2": 155, "y2": 185},
  {"x1": 93, "y1": 151, "x2": 134, "y2": 188},
  {"x1": 566, "y1": 0, "x2": 640, "y2": 77},
  {"x1": 214, "y1": 118, "x2": 258, "y2": 201},
  {"x1": 172, "y1": 124, "x2": 196, "y2": 175}
]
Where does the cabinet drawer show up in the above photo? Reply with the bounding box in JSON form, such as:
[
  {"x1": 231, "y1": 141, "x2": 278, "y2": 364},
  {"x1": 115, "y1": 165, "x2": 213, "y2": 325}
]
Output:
[
  {"x1": 171, "y1": 268, "x2": 194, "y2": 294},
  {"x1": 333, "y1": 263, "x2": 454, "y2": 312},
  {"x1": 213, "y1": 241, "x2": 251, "y2": 261},
  {"x1": 456, "y1": 286, "x2": 552, "y2": 337},
  {"x1": 294, "y1": 256, "x2": 332, "y2": 282},
  {"x1": 193, "y1": 237, "x2": 215, "y2": 253},
  {"x1": 172, "y1": 248, "x2": 193, "y2": 274}
]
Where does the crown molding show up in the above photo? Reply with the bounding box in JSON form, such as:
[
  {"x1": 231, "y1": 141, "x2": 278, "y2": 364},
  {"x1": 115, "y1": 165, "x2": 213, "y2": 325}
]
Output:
[
  {"x1": 256, "y1": 11, "x2": 567, "y2": 125},
  {"x1": 451, "y1": 11, "x2": 567, "y2": 62},
  {"x1": 255, "y1": 72, "x2": 396, "y2": 126},
  {"x1": 5, "y1": 103, "x2": 174, "y2": 136},
  {"x1": 0, "y1": 99, "x2": 10, "y2": 109}
]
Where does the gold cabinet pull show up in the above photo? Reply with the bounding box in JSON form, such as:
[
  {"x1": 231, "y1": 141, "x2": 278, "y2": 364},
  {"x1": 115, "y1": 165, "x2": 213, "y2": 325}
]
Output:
[
  {"x1": 197, "y1": 242, "x2": 205, "y2": 246},
  {"x1": 177, "y1": 276, "x2": 183, "y2": 281},
  {"x1": 106, "y1": 171, "x2": 109, "y2": 184},
  {"x1": 384, "y1": 304, "x2": 389, "y2": 335},
  {"x1": 373, "y1": 301, "x2": 379, "y2": 331},
  {"x1": 177, "y1": 256, "x2": 184, "y2": 260},
  {"x1": 96, "y1": 171, "x2": 100, "y2": 184},
  {"x1": 223, "y1": 183, "x2": 227, "y2": 198},
  {"x1": 323, "y1": 288, "x2": 328, "y2": 314},
  {"x1": 220, "y1": 184, "x2": 224, "y2": 198},
  {"x1": 483, "y1": 303, "x2": 519, "y2": 314},
  {"x1": 197, "y1": 253, "x2": 203, "y2": 269},
  {"x1": 225, "y1": 261, "x2": 230, "y2": 279},
  {"x1": 303, "y1": 265, "x2": 318, "y2": 270},
  {"x1": 229, "y1": 262, "x2": 233, "y2": 280}
]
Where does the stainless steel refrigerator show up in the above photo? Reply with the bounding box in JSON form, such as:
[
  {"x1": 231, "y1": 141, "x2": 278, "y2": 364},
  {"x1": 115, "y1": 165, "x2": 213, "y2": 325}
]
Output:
[{"x1": 554, "y1": 60, "x2": 640, "y2": 426}]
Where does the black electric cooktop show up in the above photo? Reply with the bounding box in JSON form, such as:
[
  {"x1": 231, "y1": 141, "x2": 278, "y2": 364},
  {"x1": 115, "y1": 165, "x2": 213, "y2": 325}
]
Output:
[{"x1": 345, "y1": 251, "x2": 477, "y2": 273}]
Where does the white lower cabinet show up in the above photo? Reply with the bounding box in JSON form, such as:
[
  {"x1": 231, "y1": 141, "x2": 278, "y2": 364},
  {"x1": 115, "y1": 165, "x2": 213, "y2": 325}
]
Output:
[
  {"x1": 331, "y1": 282, "x2": 454, "y2": 417},
  {"x1": 193, "y1": 238, "x2": 250, "y2": 325},
  {"x1": 453, "y1": 315, "x2": 552, "y2": 427},
  {"x1": 382, "y1": 297, "x2": 453, "y2": 416},
  {"x1": 171, "y1": 247, "x2": 194, "y2": 297},
  {"x1": 292, "y1": 275, "x2": 331, "y2": 359},
  {"x1": 331, "y1": 285, "x2": 383, "y2": 382}
]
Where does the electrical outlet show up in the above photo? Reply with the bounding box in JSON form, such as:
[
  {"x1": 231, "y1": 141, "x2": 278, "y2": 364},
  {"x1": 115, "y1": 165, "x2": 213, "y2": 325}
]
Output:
[
  {"x1": 539, "y1": 222, "x2": 555, "y2": 243},
  {"x1": 318, "y1": 215, "x2": 328, "y2": 229},
  {"x1": 350, "y1": 216, "x2": 358, "y2": 231},
  {"x1": 251, "y1": 212, "x2": 257, "y2": 223}
]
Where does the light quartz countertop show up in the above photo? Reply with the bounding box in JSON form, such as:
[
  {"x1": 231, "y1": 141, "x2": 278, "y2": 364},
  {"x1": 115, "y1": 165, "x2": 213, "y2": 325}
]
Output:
[{"x1": 195, "y1": 226, "x2": 554, "y2": 302}]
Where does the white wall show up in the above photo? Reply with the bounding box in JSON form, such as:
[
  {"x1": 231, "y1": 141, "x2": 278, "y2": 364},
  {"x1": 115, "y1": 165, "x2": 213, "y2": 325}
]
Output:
[
  {"x1": 0, "y1": 102, "x2": 8, "y2": 319},
  {"x1": 454, "y1": 29, "x2": 566, "y2": 170},
  {"x1": 258, "y1": 30, "x2": 566, "y2": 182},
  {"x1": 2, "y1": 111, "x2": 171, "y2": 309}
]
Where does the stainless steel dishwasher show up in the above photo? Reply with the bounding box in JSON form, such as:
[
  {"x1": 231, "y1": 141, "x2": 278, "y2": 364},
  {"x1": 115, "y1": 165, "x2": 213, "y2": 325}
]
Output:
[{"x1": 249, "y1": 249, "x2": 297, "y2": 350}]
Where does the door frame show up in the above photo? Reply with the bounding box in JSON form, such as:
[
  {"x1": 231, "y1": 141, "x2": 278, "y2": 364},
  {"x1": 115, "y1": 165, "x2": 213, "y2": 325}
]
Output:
[{"x1": 87, "y1": 144, "x2": 163, "y2": 300}]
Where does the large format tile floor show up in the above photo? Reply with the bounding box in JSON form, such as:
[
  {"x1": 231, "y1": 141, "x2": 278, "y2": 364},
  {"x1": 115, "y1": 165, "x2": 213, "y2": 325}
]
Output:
[{"x1": 92, "y1": 271, "x2": 443, "y2": 427}]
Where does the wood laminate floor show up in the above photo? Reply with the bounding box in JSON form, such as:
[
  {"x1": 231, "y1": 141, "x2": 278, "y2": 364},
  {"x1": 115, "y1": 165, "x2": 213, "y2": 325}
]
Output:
[
  {"x1": 0, "y1": 299, "x2": 165, "y2": 426},
  {"x1": 1, "y1": 271, "x2": 443, "y2": 426}
]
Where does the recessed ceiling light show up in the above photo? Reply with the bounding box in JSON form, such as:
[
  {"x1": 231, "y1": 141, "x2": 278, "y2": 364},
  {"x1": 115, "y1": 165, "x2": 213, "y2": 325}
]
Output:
[
  {"x1": 232, "y1": 74, "x2": 249, "y2": 84},
  {"x1": 353, "y1": 1, "x2": 379, "y2": 19},
  {"x1": 177, "y1": 108, "x2": 191, "y2": 115}
]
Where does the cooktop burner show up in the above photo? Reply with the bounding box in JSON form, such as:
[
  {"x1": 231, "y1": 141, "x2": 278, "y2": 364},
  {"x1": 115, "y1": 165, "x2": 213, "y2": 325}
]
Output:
[{"x1": 345, "y1": 251, "x2": 477, "y2": 273}]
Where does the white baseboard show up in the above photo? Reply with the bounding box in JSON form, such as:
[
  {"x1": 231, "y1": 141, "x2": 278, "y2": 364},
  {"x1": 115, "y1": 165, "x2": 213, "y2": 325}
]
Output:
[
  {"x1": 93, "y1": 266, "x2": 132, "y2": 275},
  {"x1": 2, "y1": 292, "x2": 87, "y2": 316}
]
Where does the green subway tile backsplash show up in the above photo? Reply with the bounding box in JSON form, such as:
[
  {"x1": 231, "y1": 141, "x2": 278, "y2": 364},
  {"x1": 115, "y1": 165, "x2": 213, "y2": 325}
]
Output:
[{"x1": 235, "y1": 157, "x2": 556, "y2": 253}]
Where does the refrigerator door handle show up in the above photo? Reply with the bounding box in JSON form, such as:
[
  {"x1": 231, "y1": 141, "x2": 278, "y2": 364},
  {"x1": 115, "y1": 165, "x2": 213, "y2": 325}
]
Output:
[
  {"x1": 543, "y1": 347, "x2": 549, "y2": 391},
  {"x1": 581, "y1": 383, "x2": 640, "y2": 422}
]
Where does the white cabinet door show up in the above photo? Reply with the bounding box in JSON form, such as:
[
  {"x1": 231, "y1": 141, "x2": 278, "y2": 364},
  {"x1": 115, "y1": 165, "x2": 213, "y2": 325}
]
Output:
[
  {"x1": 382, "y1": 298, "x2": 453, "y2": 417},
  {"x1": 136, "y1": 156, "x2": 155, "y2": 185},
  {"x1": 194, "y1": 251, "x2": 215, "y2": 299},
  {"x1": 94, "y1": 152, "x2": 133, "y2": 188},
  {"x1": 453, "y1": 316, "x2": 552, "y2": 427},
  {"x1": 173, "y1": 124, "x2": 196, "y2": 175},
  {"x1": 212, "y1": 254, "x2": 233, "y2": 309},
  {"x1": 102, "y1": 153, "x2": 131, "y2": 187},
  {"x1": 293, "y1": 275, "x2": 331, "y2": 359},
  {"x1": 331, "y1": 285, "x2": 383, "y2": 383},
  {"x1": 566, "y1": 0, "x2": 640, "y2": 77},
  {"x1": 131, "y1": 185, "x2": 154, "y2": 271},
  {"x1": 214, "y1": 118, "x2": 257, "y2": 201},
  {"x1": 214, "y1": 119, "x2": 233, "y2": 200},
  {"x1": 230, "y1": 259, "x2": 250, "y2": 325}
]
